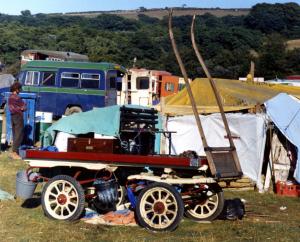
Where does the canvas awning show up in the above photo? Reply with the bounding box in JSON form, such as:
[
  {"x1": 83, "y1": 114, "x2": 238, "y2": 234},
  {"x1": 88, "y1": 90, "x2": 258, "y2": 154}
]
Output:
[
  {"x1": 160, "y1": 78, "x2": 300, "y2": 115},
  {"x1": 265, "y1": 93, "x2": 300, "y2": 183}
]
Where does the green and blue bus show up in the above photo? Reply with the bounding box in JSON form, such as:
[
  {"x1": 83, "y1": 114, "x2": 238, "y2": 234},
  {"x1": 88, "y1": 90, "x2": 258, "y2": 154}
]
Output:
[{"x1": 17, "y1": 60, "x2": 126, "y2": 116}]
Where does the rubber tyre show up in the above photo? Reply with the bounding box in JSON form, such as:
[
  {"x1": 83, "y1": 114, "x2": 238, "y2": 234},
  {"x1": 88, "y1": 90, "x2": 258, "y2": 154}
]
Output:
[
  {"x1": 184, "y1": 187, "x2": 224, "y2": 221},
  {"x1": 41, "y1": 175, "x2": 85, "y2": 221},
  {"x1": 65, "y1": 106, "x2": 82, "y2": 116},
  {"x1": 135, "y1": 182, "x2": 184, "y2": 232}
]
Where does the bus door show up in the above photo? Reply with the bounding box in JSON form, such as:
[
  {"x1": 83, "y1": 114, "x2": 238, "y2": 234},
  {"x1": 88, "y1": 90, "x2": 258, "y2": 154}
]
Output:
[
  {"x1": 106, "y1": 70, "x2": 120, "y2": 106},
  {"x1": 131, "y1": 76, "x2": 151, "y2": 106},
  {"x1": 37, "y1": 71, "x2": 57, "y2": 112}
]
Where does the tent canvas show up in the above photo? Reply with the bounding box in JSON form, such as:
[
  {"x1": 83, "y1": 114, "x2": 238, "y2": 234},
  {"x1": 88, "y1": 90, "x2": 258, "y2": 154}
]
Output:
[
  {"x1": 166, "y1": 113, "x2": 267, "y2": 190},
  {"x1": 161, "y1": 78, "x2": 300, "y2": 115},
  {"x1": 265, "y1": 93, "x2": 300, "y2": 183}
]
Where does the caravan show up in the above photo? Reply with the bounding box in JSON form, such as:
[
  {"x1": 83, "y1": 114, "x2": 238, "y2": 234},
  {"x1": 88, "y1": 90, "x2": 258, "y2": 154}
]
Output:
[{"x1": 118, "y1": 68, "x2": 185, "y2": 106}]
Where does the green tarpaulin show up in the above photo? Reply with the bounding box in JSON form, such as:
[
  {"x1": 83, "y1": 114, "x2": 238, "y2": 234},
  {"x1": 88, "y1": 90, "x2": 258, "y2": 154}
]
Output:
[{"x1": 43, "y1": 105, "x2": 162, "y2": 152}]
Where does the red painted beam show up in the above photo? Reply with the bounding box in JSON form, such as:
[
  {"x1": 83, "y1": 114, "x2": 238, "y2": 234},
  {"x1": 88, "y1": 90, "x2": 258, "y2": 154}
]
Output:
[{"x1": 25, "y1": 150, "x2": 202, "y2": 168}]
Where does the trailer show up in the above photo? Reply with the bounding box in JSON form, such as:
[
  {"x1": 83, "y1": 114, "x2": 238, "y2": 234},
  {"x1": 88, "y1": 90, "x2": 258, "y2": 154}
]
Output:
[{"x1": 23, "y1": 146, "x2": 241, "y2": 231}]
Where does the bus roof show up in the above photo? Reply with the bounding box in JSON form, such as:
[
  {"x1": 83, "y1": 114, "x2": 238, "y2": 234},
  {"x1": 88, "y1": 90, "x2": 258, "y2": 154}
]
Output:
[{"x1": 22, "y1": 60, "x2": 127, "y2": 72}]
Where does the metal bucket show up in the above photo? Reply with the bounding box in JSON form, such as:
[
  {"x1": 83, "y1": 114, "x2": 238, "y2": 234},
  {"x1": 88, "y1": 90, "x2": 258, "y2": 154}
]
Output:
[{"x1": 16, "y1": 170, "x2": 37, "y2": 199}]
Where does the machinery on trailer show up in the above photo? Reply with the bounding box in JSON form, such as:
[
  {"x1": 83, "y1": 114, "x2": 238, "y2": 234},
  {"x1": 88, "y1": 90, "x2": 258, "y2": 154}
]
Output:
[{"x1": 21, "y1": 11, "x2": 243, "y2": 232}]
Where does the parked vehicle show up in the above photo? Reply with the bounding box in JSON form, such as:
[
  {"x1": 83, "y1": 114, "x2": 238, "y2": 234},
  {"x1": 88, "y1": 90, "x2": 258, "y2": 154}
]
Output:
[
  {"x1": 17, "y1": 60, "x2": 126, "y2": 116},
  {"x1": 118, "y1": 68, "x2": 186, "y2": 106}
]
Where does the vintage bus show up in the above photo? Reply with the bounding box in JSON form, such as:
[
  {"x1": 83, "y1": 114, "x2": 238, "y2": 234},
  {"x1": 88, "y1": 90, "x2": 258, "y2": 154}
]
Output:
[{"x1": 18, "y1": 60, "x2": 126, "y2": 116}]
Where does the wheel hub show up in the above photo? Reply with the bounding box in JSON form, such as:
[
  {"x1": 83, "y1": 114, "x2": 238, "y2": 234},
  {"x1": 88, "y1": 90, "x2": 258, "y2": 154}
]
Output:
[
  {"x1": 153, "y1": 201, "x2": 165, "y2": 214},
  {"x1": 57, "y1": 194, "x2": 67, "y2": 205}
]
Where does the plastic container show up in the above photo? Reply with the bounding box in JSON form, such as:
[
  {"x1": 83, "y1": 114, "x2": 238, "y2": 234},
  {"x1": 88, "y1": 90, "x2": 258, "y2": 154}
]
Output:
[
  {"x1": 276, "y1": 181, "x2": 300, "y2": 197},
  {"x1": 16, "y1": 170, "x2": 37, "y2": 199}
]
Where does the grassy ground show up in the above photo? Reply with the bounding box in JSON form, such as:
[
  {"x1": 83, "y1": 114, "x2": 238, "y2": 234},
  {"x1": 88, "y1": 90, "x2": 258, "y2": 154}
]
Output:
[{"x1": 0, "y1": 152, "x2": 299, "y2": 242}]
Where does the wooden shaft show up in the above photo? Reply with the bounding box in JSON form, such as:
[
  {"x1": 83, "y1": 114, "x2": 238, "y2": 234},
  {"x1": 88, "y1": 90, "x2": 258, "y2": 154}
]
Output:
[
  {"x1": 168, "y1": 10, "x2": 209, "y2": 148},
  {"x1": 191, "y1": 15, "x2": 235, "y2": 148}
]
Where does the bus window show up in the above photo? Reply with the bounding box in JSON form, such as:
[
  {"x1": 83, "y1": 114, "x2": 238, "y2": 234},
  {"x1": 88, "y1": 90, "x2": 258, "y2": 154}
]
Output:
[
  {"x1": 61, "y1": 72, "x2": 79, "y2": 88},
  {"x1": 81, "y1": 73, "x2": 100, "y2": 89},
  {"x1": 165, "y1": 82, "x2": 175, "y2": 92},
  {"x1": 136, "y1": 77, "x2": 149, "y2": 90},
  {"x1": 41, "y1": 72, "x2": 56, "y2": 86},
  {"x1": 109, "y1": 77, "x2": 116, "y2": 89},
  {"x1": 25, "y1": 71, "x2": 40, "y2": 86}
]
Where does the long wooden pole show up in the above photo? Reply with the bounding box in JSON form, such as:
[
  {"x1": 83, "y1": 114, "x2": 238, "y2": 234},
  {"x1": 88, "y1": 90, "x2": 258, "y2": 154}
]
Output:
[
  {"x1": 191, "y1": 15, "x2": 235, "y2": 148},
  {"x1": 191, "y1": 15, "x2": 242, "y2": 173},
  {"x1": 168, "y1": 10, "x2": 209, "y2": 149}
]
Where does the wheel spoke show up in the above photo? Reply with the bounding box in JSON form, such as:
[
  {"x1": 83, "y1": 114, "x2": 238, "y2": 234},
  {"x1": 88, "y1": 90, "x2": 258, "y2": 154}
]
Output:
[
  {"x1": 62, "y1": 182, "x2": 66, "y2": 192},
  {"x1": 54, "y1": 184, "x2": 61, "y2": 194},
  {"x1": 65, "y1": 206, "x2": 72, "y2": 215},
  {"x1": 163, "y1": 194, "x2": 171, "y2": 202},
  {"x1": 49, "y1": 192, "x2": 58, "y2": 198},
  {"x1": 145, "y1": 201, "x2": 153, "y2": 207},
  {"x1": 150, "y1": 193, "x2": 156, "y2": 202},
  {"x1": 158, "y1": 214, "x2": 162, "y2": 225},
  {"x1": 150, "y1": 214, "x2": 157, "y2": 224},
  {"x1": 166, "y1": 210, "x2": 176, "y2": 216},
  {"x1": 205, "y1": 205, "x2": 211, "y2": 212},
  {"x1": 53, "y1": 204, "x2": 60, "y2": 213},
  {"x1": 167, "y1": 202, "x2": 176, "y2": 208},
  {"x1": 207, "y1": 201, "x2": 216, "y2": 207},
  {"x1": 68, "y1": 200, "x2": 77, "y2": 207},
  {"x1": 145, "y1": 209, "x2": 154, "y2": 215},
  {"x1": 69, "y1": 194, "x2": 78, "y2": 199},
  {"x1": 163, "y1": 214, "x2": 170, "y2": 222},
  {"x1": 158, "y1": 190, "x2": 161, "y2": 200},
  {"x1": 193, "y1": 204, "x2": 201, "y2": 213},
  {"x1": 64, "y1": 186, "x2": 72, "y2": 194},
  {"x1": 49, "y1": 200, "x2": 57, "y2": 205}
]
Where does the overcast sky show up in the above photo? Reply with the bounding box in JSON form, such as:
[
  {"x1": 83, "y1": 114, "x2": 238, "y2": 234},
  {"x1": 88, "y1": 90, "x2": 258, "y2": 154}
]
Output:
[{"x1": 0, "y1": 0, "x2": 299, "y2": 15}]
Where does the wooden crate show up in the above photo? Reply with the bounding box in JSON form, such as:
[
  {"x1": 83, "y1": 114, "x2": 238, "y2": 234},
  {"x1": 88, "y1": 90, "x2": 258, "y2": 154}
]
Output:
[
  {"x1": 67, "y1": 138, "x2": 121, "y2": 153},
  {"x1": 276, "y1": 181, "x2": 300, "y2": 197}
]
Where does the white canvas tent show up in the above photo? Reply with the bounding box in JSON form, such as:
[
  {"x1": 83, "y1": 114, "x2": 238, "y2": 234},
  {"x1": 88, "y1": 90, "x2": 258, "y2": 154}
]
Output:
[{"x1": 165, "y1": 113, "x2": 267, "y2": 191}]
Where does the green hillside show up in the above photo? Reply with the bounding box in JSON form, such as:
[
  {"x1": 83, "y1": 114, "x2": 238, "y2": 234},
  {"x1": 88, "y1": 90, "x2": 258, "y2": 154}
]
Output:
[{"x1": 0, "y1": 3, "x2": 299, "y2": 79}]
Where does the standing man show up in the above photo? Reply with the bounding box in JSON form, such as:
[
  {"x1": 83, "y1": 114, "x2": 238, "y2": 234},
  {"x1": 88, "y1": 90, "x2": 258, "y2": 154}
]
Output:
[{"x1": 8, "y1": 82, "x2": 26, "y2": 159}]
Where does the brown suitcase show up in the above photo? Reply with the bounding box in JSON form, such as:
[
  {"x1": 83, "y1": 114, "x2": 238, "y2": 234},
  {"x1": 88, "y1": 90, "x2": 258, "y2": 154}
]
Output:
[{"x1": 67, "y1": 138, "x2": 121, "y2": 153}]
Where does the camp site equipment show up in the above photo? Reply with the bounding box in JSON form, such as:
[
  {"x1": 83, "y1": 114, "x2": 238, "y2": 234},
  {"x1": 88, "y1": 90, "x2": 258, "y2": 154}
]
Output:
[
  {"x1": 20, "y1": 11, "x2": 243, "y2": 232},
  {"x1": 169, "y1": 10, "x2": 242, "y2": 179}
]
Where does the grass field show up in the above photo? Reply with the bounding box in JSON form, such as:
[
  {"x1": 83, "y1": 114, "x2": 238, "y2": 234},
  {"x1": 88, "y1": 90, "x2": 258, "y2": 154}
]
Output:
[{"x1": 0, "y1": 152, "x2": 299, "y2": 242}]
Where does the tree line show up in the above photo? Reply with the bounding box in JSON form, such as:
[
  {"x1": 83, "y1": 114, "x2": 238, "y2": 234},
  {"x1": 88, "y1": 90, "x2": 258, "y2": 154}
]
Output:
[{"x1": 0, "y1": 2, "x2": 299, "y2": 80}]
